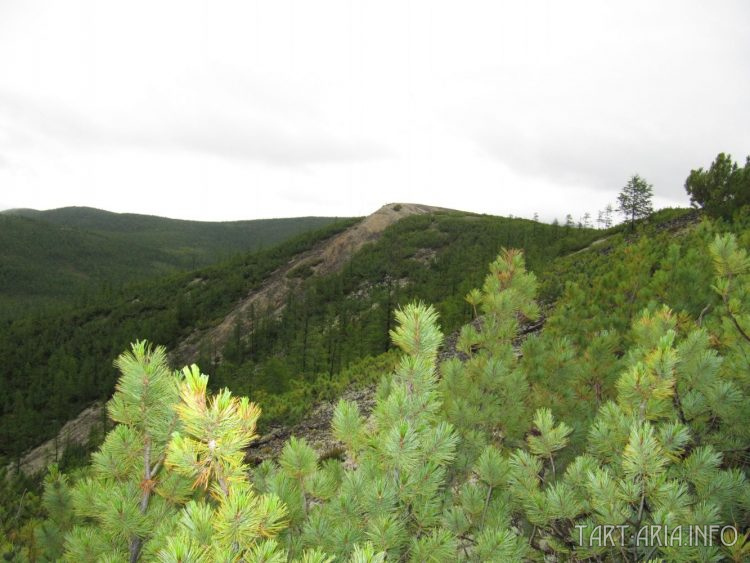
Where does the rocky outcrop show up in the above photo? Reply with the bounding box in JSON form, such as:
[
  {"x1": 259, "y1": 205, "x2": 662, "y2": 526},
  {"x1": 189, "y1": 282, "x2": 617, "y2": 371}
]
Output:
[
  {"x1": 245, "y1": 384, "x2": 378, "y2": 465},
  {"x1": 6, "y1": 402, "x2": 105, "y2": 476},
  {"x1": 172, "y1": 203, "x2": 450, "y2": 366},
  {"x1": 243, "y1": 315, "x2": 546, "y2": 465}
]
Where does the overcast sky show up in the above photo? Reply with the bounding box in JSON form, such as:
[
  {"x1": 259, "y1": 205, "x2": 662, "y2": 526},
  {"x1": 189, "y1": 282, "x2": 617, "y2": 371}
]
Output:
[{"x1": 1, "y1": 1, "x2": 748, "y2": 222}]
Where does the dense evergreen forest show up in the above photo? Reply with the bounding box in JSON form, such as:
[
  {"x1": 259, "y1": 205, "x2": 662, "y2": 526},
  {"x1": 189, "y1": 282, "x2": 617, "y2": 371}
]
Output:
[
  {"x1": 0, "y1": 210, "x2": 604, "y2": 464},
  {"x1": 208, "y1": 211, "x2": 615, "y2": 417},
  {"x1": 1, "y1": 154, "x2": 749, "y2": 560},
  {"x1": 0, "y1": 207, "x2": 342, "y2": 320},
  {"x1": 0, "y1": 218, "x2": 359, "y2": 462}
]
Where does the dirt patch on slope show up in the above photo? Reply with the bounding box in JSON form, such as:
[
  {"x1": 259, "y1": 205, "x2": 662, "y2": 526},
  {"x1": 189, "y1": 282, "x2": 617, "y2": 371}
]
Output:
[
  {"x1": 172, "y1": 203, "x2": 449, "y2": 366},
  {"x1": 6, "y1": 402, "x2": 106, "y2": 476},
  {"x1": 244, "y1": 315, "x2": 546, "y2": 465}
]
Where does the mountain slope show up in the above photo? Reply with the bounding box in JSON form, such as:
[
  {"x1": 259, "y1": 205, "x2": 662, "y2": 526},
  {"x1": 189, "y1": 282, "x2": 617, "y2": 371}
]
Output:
[
  {"x1": 0, "y1": 218, "x2": 361, "y2": 461},
  {"x1": 174, "y1": 202, "x2": 447, "y2": 364},
  {"x1": 3, "y1": 206, "x2": 342, "y2": 258},
  {"x1": 0, "y1": 203, "x2": 607, "y2": 464},
  {"x1": 6, "y1": 207, "x2": 750, "y2": 561},
  {"x1": 0, "y1": 207, "x2": 344, "y2": 319},
  {"x1": 12, "y1": 208, "x2": 708, "y2": 477},
  {"x1": 0, "y1": 214, "x2": 177, "y2": 311}
]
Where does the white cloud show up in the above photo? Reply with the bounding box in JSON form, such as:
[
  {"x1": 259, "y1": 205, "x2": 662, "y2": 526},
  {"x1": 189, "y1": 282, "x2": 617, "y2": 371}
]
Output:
[{"x1": 0, "y1": 0, "x2": 748, "y2": 220}]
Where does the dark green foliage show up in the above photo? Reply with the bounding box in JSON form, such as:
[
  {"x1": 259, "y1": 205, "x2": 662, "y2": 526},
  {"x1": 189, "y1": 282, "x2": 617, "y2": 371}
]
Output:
[
  {"x1": 617, "y1": 174, "x2": 654, "y2": 230},
  {"x1": 0, "y1": 209, "x2": 606, "y2": 464},
  {"x1": 0, "y1": 207, "x2": 345, "y2": 320},
  {"x1": 0, "y1": 220, "x2": 357, "y2": 461},
  {"x1": 685, "y1": 153, "x2": 750, "y2": 219},
  {"x1": 5, "y1": 216, "x2": 750, "y2": 560}
]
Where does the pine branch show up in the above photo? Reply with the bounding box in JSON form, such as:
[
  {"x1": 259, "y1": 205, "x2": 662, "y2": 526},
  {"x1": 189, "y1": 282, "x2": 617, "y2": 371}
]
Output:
[
  {"x1": 672, "y1": 387, "x2": 687, "y2": 426},
  {"x1": 642, "y1": 542, "x2": 660, "y2": 563},
  {"x1": 726, "y1": 307, "x2": 750, "y2": 344},
  {"x1": 130, "y1": 435, "x2": 153, "y2": 563},
  {"x1": 13, "y1": 488, "x2": 27, "y2": 523},
  {"x1": 480, "y1": 485, "x2": 493, "y2": 529},
  {"x1": 697, "y1": 303, "x2": 712, "y2": 326},
  {"x1": 149, "y1": 410, "x2": 179, "y2": 477},
  {"x1": 141, "y1": 436, "x2": 152, "y2": 513}
]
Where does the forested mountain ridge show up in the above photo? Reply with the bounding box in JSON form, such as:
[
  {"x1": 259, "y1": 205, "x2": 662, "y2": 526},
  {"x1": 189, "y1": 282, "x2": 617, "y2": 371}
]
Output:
[
  {"x1": 2, "y1": 206, "x2": 343, "y2": 255},
  {"x1": 5, "y1": 204, "x2": 749, "y2": 561},
  {"x1": 173, "y1": 202, "x2": 448, "y2": 365},
  {"x1": 3, "y1": 203, "x2": 443, "y2": 475},
  {"x1": 0, "y1": 207, "x2": 343, "y2": 320},
  {"x1": 3, "y1": 196, "x2": 750, "y2": 560},
  {"x1": 0, "y1": 204, "x2": 602, "y2": 467}
]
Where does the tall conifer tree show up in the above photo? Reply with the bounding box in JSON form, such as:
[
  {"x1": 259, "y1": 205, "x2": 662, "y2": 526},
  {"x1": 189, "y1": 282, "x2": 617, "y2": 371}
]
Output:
[{"x1": 618, "y1": 174, "x2": 654, "y2": 230}]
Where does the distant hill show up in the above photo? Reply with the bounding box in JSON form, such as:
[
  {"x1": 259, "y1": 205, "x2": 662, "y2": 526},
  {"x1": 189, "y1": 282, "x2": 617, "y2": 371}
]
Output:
[{"x1": 0, "y1": 207, "x2": 347, "y2": 319}]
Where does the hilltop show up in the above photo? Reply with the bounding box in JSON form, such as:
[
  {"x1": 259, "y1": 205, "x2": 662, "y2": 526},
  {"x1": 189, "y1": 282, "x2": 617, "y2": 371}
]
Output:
[
  {"x1": 0, "y1": 207, "x2": 345, "y2": 319},
  {"x1": 173, "y1": 203, "x2": 449, "y2": 365}
]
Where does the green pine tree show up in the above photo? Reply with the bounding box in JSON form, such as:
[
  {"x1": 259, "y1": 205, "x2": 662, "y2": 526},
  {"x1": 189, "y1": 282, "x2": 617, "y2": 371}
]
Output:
[
  {"x1": 618, "y1": 174, "x2": 654, "y2": 230},
  {"x1": 30, "y1": 234, "x2": 750, "y2": 562},
  {"x1": 41, "y1": 342, "x2": 290, "y2": 562}
]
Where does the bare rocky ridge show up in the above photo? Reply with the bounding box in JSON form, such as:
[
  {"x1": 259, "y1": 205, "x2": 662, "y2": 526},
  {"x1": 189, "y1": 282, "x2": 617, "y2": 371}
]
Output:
[
  {"x1": 7, "y1": 402, "x2": 106, "y2": 476},
  {"x1": 172, "y1": 203, "x2": 449, "y2": 366}
]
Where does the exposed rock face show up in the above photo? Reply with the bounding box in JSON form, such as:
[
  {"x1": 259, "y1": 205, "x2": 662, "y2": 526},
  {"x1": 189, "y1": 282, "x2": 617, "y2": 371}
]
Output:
[
  {"x1": 243, "y1": 315, "x2": 546, "y2": 465},
  {"x1": 245, "y1": 384, "x2": 378, "y2": 465},
  {"x1": 171, "y1": 203, "x2": 449, "y2": 366},
  {"x1": 6, "y1": 402, "x2": 105, "y2": 476}
]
